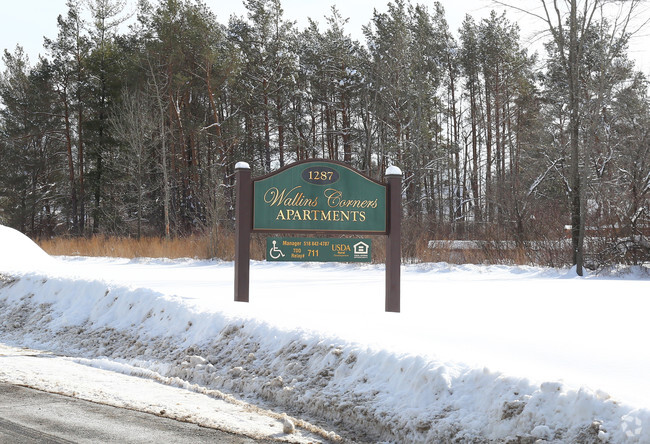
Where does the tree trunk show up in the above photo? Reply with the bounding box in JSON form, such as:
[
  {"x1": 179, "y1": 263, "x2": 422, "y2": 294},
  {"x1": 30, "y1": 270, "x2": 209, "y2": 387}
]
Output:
[
  {"x1": 569, "y1": 0, "x2": 584, "y2": 275},
  {"x1": 341, "y1": 89, "x2": 351, "y2": 163},
  {"x1": 277, "y1": 99, "x2": 285, "y2": 167},
  {"x1": 484, "y1": 76, "x2": 493, "y2": 222},
  {"x1": 62, "y1": 89, "x2": 79, "y2": 233},
  {"x1": 469, "y1": 83, "x2": 481, "y2": 222},
  {"x1": 263, "y1": 78, "x2": 271, "y2": 172},
  {"x1": 78, "y1": 105, "x2": 85, "y2": 235}
]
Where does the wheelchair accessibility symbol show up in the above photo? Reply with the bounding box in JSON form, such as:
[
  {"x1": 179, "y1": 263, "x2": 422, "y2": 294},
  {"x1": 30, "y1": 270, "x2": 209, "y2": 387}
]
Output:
[{"x1": 269, "y1": 240, "x2": 285, "y2": 259}]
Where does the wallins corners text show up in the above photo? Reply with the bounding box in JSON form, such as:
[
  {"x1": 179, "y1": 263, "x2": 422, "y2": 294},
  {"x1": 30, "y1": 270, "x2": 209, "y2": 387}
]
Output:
[{"x1": 263, "y1": 185, "x2": 378, "y2": 223}]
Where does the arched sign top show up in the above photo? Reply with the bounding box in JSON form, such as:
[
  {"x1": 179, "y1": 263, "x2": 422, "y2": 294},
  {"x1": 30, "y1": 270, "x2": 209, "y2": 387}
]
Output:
[
  {"x1": 301, "y1": 165, "x2": 340, "y2": 185},
  {"x1": 252, "y1": 160, "x2": 387, "y2": 234},
  {"x1": 252, "y1": 159, "x2": 387, "y2": 186}
]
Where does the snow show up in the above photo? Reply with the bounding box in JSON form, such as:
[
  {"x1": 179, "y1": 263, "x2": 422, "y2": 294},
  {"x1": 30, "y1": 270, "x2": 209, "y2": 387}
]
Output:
[
  {"x1": 1, "y1": 225, "x2": 650, "y2": 442},
  {"x1": 0, "y1": 344, "x2": 325, "y2": 442},
  {"x1": 0, "y1": 225, "x2": 55, "y2": 272},
  {"x1": 385, "y1": 165, "x2": 402, "y2": 176}
]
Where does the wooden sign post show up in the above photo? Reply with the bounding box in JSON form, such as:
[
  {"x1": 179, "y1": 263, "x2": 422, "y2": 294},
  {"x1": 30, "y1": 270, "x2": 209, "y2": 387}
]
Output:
[
  {"x1": 234, "y1": 162, "x2": 252, "y2": 303},
  {"x1": 234, "y1": 160, "x2": 402, "y2": 312},
  {"x1": 385, "y1": 166, "x2": 402, "y2": 312}
]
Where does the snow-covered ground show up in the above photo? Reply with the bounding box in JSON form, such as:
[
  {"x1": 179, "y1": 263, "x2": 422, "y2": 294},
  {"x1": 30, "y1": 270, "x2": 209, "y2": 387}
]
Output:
[{"x1": 1, "y1": 224, "x2": 649, "y2": 443}]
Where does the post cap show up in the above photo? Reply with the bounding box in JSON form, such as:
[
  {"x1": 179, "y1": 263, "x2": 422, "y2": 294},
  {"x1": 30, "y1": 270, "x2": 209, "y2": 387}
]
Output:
[
  {"x1": 385, "y1": 165, "x2": 402, "y2": 176},
  {"x1": 235, "y1": 161, "x2": 250, "y2": 170}
]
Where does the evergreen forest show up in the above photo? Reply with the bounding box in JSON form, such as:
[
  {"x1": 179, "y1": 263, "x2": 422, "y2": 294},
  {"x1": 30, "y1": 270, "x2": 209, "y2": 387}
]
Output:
[{"x1": 1, "y1": 0, "x2": 649, "y2": 270}]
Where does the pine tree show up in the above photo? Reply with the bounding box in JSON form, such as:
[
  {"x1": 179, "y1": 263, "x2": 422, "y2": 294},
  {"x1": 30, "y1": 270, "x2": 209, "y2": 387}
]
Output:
[{"x1": 0, "y1": 49, "x2": 62, "y2": 235}]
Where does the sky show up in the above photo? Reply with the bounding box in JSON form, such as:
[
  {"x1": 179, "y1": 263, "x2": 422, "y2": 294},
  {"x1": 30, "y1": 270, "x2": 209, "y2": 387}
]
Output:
[{"x1": 0, "y1": 0, "x2": 649, "y2": 72}]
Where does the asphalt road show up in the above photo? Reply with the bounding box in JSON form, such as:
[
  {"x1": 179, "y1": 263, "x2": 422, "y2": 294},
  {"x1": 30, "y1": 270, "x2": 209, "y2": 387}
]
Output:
[{"x1": 0, "y1": 382, "x2": 275, "y2": 444}]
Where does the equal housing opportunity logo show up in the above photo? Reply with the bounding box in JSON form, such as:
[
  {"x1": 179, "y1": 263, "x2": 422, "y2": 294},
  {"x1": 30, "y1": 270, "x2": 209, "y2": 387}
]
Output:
[{"x1": 353, "y1": 241, "x2": 370, "y2": 259}]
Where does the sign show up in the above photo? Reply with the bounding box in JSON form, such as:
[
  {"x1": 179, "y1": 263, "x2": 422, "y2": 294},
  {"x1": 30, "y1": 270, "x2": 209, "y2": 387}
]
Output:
[
  {"x1": 253, "y1": 161, "x2": 386, "y2": 233},
  {"x1": 234, "y1": 159, "x2": 402, "y2": 312},
  {"x1": 266, "y1": 237, "x2": 372, "y2": 262}
]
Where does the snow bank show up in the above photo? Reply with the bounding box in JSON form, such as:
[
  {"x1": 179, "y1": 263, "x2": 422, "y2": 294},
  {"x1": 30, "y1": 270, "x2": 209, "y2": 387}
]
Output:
[
  {"x1": 1, "y1": 224, "x2": 650, "y2": 442},
  {"x1": 0, "y1": 271, "x2": 648, "y2": 443},
  {"x1": 0, "y1": 225, "x2": 54, "y2": 272}
]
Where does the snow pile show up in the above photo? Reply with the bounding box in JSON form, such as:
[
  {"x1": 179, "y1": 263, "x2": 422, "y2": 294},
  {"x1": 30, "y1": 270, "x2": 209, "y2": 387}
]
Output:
[
  {"x1": 1, "y1": 225, "x2": 650, "y2": 442},
  {"x1": 0, "y1": 225, "x2": 54, "y2": 272}
]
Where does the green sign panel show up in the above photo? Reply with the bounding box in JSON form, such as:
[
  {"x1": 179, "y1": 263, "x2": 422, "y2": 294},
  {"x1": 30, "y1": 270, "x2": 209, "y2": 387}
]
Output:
[
  {"x1": 266, "y1": 237, "x2": 372, "y2": 262},
  {"x1": 253, "y1": 161, "x2": 386, "y2": 233}
]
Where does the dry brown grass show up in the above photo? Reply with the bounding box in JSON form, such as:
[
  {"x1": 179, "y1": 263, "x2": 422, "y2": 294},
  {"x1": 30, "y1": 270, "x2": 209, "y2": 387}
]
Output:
[
  {"x1": 38, "y1": 235, "x2": 219, "y2": 260},
  {"x1": 37, "y1": 231, "x2": 571, "y2": 266}
]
